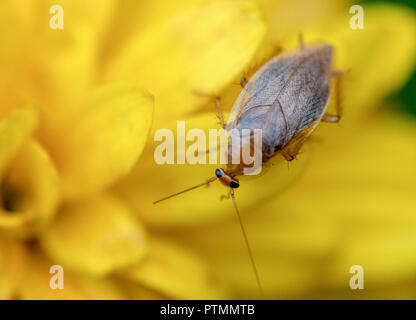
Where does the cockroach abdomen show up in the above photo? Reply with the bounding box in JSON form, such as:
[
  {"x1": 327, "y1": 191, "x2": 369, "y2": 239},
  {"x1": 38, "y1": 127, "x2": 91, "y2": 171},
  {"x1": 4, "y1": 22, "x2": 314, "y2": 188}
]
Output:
[{"x1": 226, "y1": 43, "x2": 334, "y2": 173}]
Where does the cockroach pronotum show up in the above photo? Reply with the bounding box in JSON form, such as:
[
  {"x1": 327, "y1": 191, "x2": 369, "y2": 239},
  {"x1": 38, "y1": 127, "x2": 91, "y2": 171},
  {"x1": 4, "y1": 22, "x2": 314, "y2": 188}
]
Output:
[{"x1": 154, "y1": 37, "x2": 346, "y2": 294}]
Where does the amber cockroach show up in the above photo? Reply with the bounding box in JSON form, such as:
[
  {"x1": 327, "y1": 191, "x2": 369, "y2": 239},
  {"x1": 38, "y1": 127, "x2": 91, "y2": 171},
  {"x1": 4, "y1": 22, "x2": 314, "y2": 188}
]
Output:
[{"x1": 154, "y1": 38, "x2": 346, "y2": 294}]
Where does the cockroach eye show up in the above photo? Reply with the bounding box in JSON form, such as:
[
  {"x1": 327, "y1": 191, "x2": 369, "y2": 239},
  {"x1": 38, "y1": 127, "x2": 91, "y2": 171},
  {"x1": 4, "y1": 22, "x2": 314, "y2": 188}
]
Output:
[
  {"x1": 229, "y1": 180, "x2": 240, "y2": 189},
  {"x1": 215, "y1": 168, "x2": 224, "y2": 178}
]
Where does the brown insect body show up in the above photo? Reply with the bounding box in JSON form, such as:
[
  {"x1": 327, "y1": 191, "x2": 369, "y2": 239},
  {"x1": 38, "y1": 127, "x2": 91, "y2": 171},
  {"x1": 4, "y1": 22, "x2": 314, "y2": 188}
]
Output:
[
  {"x1": 155, "y1": 42, "x2": 342, "y2": 294},
  {"x1": 225, "y1": 43, "x2": 334, "y2": 177}
]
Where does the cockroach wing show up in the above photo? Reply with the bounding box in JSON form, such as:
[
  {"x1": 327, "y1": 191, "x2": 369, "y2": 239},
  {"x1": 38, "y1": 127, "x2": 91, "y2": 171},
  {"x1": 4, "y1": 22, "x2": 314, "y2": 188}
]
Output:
[{"x1": 227, "y1": 44, "x2": 333, "y2": 164}]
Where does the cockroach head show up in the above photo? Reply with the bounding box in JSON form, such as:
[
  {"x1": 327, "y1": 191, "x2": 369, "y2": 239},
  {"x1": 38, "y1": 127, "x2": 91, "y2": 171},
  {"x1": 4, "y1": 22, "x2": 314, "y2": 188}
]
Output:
[{"x1": 215, "y1": 168, "x2": 240, "y2": 189}]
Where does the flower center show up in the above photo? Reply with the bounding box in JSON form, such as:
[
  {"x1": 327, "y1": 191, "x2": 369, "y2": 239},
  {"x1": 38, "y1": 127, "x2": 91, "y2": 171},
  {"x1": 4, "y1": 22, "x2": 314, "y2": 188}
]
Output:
[{"x1": 0, "y1": 180, "x2": 21, "y2": 212}]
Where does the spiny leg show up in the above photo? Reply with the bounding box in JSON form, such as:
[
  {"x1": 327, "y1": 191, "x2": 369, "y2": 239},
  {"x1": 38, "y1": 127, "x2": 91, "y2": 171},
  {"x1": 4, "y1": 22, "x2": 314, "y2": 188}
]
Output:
[
  {"x1": 192, "y1": 90, "x2": 225, "y2": 128},
  {"x1": 322, "y1": 71, "x2": 347, "y2": 123},
  {"x1": 239, "y1": 76, "x2": 248, "y2": 89},
  {"x1": 281, "y1": 140, "x2": 301, "y2": 161},
  {"x1": 281, "y1": 126, "x2": 314, "y2": 162},
  {"x1": 215, "y1": 96, "x2": 226, "y2": 129}
]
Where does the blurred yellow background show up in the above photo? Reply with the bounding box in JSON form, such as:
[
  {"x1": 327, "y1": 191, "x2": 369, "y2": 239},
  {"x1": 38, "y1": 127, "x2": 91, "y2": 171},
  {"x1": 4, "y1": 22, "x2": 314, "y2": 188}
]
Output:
[{"x1": 0, "y1": 0, "x2": 415, "y2": 299}]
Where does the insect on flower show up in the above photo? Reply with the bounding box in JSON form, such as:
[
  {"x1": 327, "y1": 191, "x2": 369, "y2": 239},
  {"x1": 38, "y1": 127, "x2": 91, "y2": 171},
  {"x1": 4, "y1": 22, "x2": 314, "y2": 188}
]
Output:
[{"x1": 154, "y1": 37, "x2": 347, "y2": 294}]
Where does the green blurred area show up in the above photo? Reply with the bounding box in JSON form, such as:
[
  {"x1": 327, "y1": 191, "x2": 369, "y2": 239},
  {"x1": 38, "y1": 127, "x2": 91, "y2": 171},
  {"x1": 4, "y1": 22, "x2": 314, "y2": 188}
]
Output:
[{"x1": 361, "y1": 0, "x2": 416, "y2": 116}]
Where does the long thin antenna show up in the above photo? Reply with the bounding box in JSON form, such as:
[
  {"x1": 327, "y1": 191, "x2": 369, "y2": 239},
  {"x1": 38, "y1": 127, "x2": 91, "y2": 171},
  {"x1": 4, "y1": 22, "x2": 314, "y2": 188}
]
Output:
[
  {"x1": 153, "y1": 177, "x2": 217, "y2": 204},
  {"x1": 230, "y1": 189, "x2": 263, "y2": 295}
]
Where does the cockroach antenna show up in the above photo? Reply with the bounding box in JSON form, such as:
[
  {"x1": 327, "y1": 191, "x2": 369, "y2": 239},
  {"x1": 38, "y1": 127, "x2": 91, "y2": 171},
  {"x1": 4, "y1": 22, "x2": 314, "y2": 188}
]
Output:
[
  {"x1": 230, "y1": 188, "x2": 263, "y2": 295},
  {"x1": 152, "y1": 177, "x2": 217, "y2": 204},
  {"x1": 153, "y1": 174, "x2": 264, "y2": 295}
]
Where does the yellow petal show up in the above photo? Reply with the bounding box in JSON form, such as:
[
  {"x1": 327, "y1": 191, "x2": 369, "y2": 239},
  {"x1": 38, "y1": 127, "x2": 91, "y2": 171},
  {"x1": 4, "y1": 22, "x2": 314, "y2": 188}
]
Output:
[
  {"x1": 0, "y1": 238, "x2": 26, "y2": 299},
  {"x1": 298, "y1": 113, "x2": 416, "y2": 293},
  {"x1": 0, "y1": 140, "x2": 60, "y2": 237},
  {"x1": 0, "y1": 1, "x2": 115, "y2": 124},
  {"x1": 106, "y1": 0, "x2": 266, "y2": 122},
  {"x1": 41, "y1": 194, "x2": 147, "y2": 277},
  {"x1": 117, "y1": 282, "x2": 167, "y2": 300},
  {"x1": 327, "y1": 228, "x2": 416, "y2": 296},
  {"x1": 174, "y1": 197, "x2": 338, "y2": 298},
  {"x1": 119, "y1": 237, "x2": 224, "y2": 299},
  {"x1": 19, "y1": 251, "x2": 125, "y2": 300},
  {"x1": 98, "y1": 0, "x2": 203, "y2": 68},
  {"x1": 57, "y1": 83, "x2": 154, "y2": 201},
  {"x1": 115, "y1": 112, "x2": 307, "y2": 227},
  {"x1": 277, "y1": 114, "x2": 416, "y2": 296},
  {"x1": 255, "y1": 0, "x2": 347, "y2": 43},
  {"x1": 39, "y1": 0, "x2": 116, "y2": 110},
  {"x1": 0, "y1": 108, "x2": 38, "y2": 178}
]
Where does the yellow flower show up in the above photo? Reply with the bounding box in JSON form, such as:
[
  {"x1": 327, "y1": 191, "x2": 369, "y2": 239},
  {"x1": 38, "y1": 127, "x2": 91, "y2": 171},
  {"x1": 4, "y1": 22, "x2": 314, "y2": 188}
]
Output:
[
  {"x1": 1, "y1": 0, "x2": 415, "y2": 300},
  {"x1": 114, "y1": 1, "x2": 416, "y2": 299},
  {"x1": 0, "y1": 0, "x2": 266, "y2": 299}
]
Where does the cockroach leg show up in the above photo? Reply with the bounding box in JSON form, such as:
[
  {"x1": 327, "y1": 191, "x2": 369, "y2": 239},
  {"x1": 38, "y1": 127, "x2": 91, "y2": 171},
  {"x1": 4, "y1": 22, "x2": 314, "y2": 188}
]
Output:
[
  {"x1": 281, "y1": 150, "x2": 297, "y2": 161},
  {"x1": 322, "y1": 114, "x2": 340, "y2": 123},
  {"x1": 281, "y1": 142, "x2": 301, "y2": 161},
  {"x1": 215, "y1": 96, "x2": 226, "y2": 129},
  {"x1": 281, "y1": 127, "x2": 314, "y2": 161},
  {"x1": 240, "y1": 76, "x2": 248, "y2": 88},
  {"x1": 323, "y1": 71, "x2": 345, "y2": 123},
  {"x1": 192, "y1": 90, "x2": 225, "y2": 128},
  {"x1": 331, "y1": 69, "x2": 349, "y2": 78}
]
